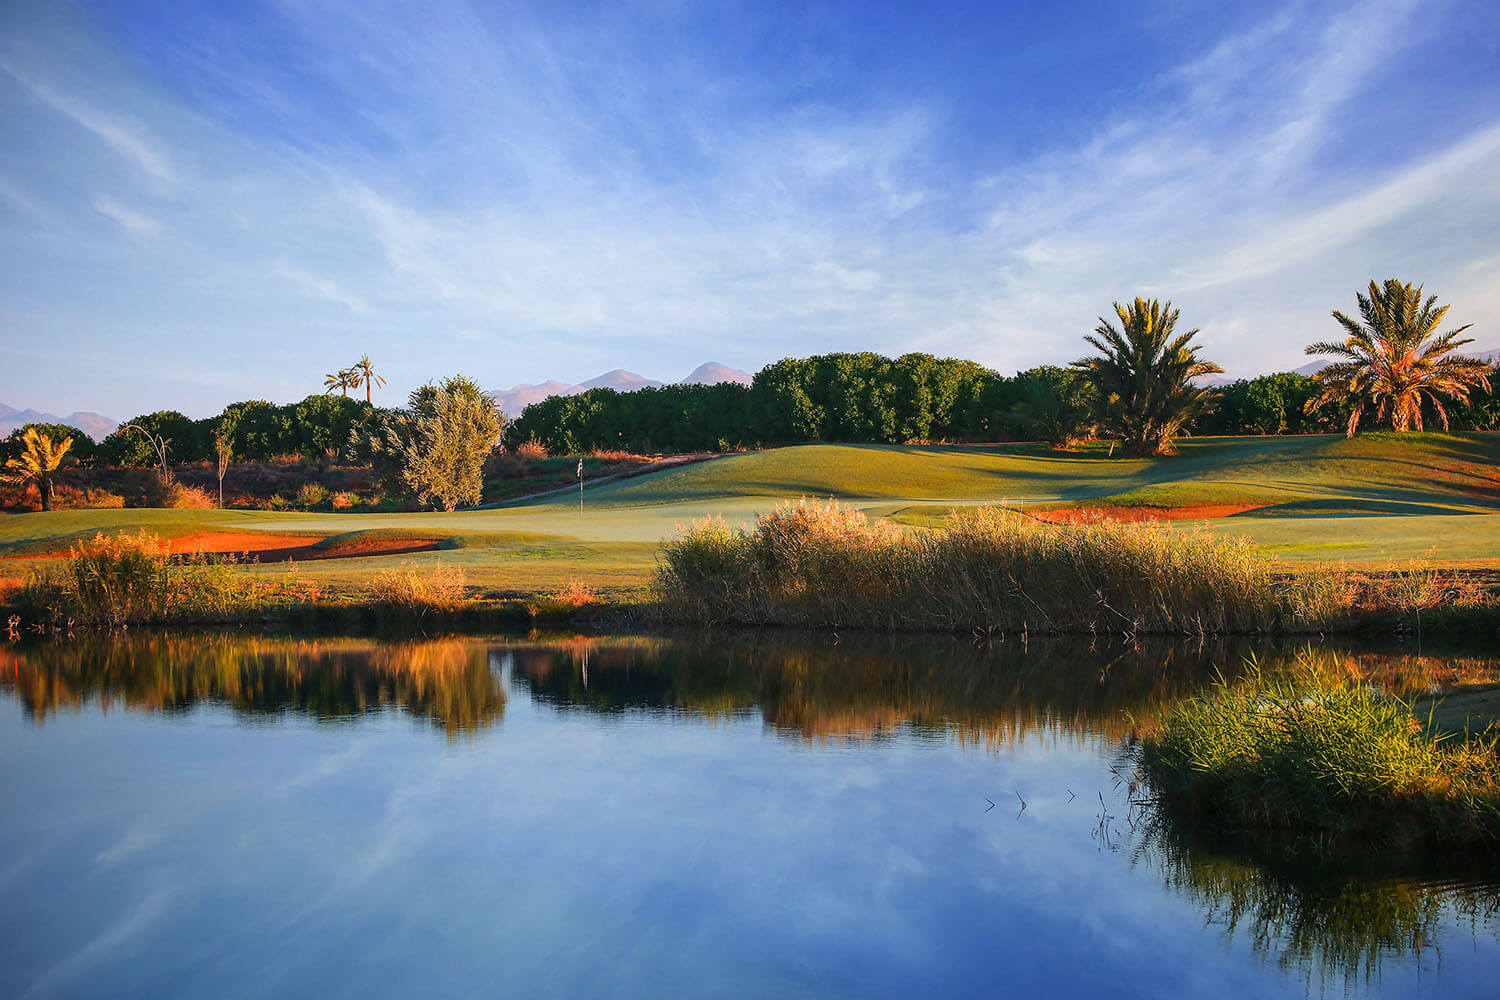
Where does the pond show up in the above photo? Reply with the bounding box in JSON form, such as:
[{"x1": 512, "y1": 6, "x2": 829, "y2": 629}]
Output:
[{"x1": 2, "y1": 631, "x2": 1498, "y2": 998}]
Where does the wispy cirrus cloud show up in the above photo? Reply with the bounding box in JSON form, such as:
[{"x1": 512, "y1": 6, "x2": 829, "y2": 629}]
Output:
[{"x1": 0, "y1": 0, "x2": 1495, "y2": 418}]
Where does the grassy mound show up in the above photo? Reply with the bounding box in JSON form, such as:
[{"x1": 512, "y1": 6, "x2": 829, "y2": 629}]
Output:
[
  {"x1": 570, "y1": 433, "x2": 1500, "y2": 511},
  {"x1": 1138, "y1": 672, "x2": 1500, "y2": 847}
]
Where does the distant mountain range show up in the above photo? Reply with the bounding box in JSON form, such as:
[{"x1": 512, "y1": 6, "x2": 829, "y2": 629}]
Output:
[
  {"x1": 490, "y1": 362, "x2": 752, "y2": 417},
  {"x1": 1292, "y1": 346, "x2": 1499, "y2": 376},
  {"x1": 0, "y1": 404, "x2": 119, "y2": 441}
]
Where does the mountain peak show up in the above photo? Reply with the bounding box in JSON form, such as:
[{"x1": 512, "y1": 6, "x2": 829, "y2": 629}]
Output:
[{"x1": 682, "y1": 362, "x2": 752, "y2": 386}]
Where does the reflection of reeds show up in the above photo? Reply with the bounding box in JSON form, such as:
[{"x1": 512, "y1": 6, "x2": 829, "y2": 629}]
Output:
[
  {"x1": 509, "y1": 632, "x2": 1300, "y2": 744},
  {"x1": 1, "y1": 634, "x2": 504, "y2": 735},
  {"x1": 1137, "y1": 813, "x2": 1500, "y2": 991}
]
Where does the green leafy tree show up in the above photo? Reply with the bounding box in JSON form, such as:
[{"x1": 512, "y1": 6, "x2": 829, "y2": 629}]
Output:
[
  {"x1": 291, "y1": 394, "x2": 368, "y2": 462},
  {"x1": 346, "y1": 407, "x2": 415, "y2": 497},
  {"x1": 4, "y1": 427, "x2": 73, "y2": 511},
  {"x1": 1305, "y1": 279, "x2": 1491, "y2": 435},
  {"x1": 1011, "y1": 366, "x2": 1095, "y2": 447},
  {"x1": 402, "y1": 375, "x2": 504, "y2": 511},
  {"x1": 99, "y1": 411, "x2": 202, "y2": 468},
  {"x1": 1072, "y1": 298, "x2": 1223, "y2": 456},
  {"x1": 220, "y1": 400, "x2": 292, "y2": 462}
]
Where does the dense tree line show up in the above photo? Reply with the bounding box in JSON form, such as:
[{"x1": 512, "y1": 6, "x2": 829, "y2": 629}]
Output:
[
  {"x1": 504, "y1": 353, "x2": 1017, "y2": 453},
  {"x1": 7, "y1": 354, "x2": 1496, "y2": 474},
  {"x1": 501, "y1": 350, "x2": 1500, "y2": 455},
  {"x1": 88, "y1": 394, "x2": 372, "y2": 467}
]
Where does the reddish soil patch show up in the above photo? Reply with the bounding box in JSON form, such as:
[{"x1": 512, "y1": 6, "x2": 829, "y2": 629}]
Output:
[
  {"x1": 11, "y1": 532, "x2": 442, "y2": 563},
  {"x1": 171, "y1": 533, "x2": 442, "y2": 563},
  {"x1": 166, "y1": 532, "x2": 321, "y2": 556},
  {"x1": 1031, "y1": 504, "x2": 1266, "y2": 524}
]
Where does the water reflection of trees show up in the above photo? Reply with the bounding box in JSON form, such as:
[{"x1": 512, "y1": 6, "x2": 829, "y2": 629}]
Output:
[
  {"x1": 0, "y1": 634, "x2": 505, "y2": 735},
  {"x1": 1136, "y1": 816, "x2": 1500, "y2": 991},
  {"x1": 510, "y1": 632, "x2": 1285, "y2": 743}
]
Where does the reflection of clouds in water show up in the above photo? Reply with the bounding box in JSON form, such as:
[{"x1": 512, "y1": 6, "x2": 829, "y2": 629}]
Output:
[
  {"x1": 21, "y1": 882, "x2": 176, "y2": 999},
  {"x1": 273, "y1": 738, "x2": 376, "y2": 796},
  {"x1": 93, "y1": 826, "x2": 165, "y2": 871}
]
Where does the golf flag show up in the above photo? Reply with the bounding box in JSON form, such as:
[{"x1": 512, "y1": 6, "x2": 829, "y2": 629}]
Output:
[{"x1": 577, "y1": 458, "x2": 583, "y2": 479}]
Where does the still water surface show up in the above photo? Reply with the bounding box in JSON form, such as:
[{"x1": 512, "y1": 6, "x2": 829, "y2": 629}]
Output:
[{"x1": 2, "y1": 631, "x2": 1498, "y2": 998}]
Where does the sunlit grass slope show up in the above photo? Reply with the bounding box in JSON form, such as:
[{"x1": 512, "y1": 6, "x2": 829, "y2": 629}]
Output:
[{"x1": 533, "y1": 433, "x2": 1500, "y2": 513}]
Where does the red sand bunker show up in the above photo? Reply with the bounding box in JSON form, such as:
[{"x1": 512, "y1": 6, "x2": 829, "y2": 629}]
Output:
[
  {"x1": 166, "y1": 533, "x2": 442, "y2": 562},
  {"x1": 1030, "y1": 504, "x2": 1265, "y2": 524}
]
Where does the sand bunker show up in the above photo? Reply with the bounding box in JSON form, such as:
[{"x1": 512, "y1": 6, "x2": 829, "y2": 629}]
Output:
[{"x1": 1030, "y1": 504, "x2": 1266, "y2": 524}]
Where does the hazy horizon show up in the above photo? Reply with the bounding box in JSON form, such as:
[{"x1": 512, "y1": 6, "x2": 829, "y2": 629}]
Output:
[{"x1": 3, "y1": 0, "x2": 1498, "y2": 419}]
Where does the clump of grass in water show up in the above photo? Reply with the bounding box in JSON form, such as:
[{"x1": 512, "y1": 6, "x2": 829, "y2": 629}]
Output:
[
  {"x1": 21, "y1": 530, "x2": 253, "y2": 626},
  {"x1": 1137, "y1": 668, "x2": 1500, "y2": 847},
  {"x1": 654, "y1": 499, "x2": 1286, "y2": 633}
]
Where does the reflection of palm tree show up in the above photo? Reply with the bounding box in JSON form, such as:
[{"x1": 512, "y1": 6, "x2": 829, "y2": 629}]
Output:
[
  {"x1": 1305, "y1": 279, "x2": 1491, "y2": 435},
  {"x1": 352, "y1": 355, "x2": 386, "y2": 404}
]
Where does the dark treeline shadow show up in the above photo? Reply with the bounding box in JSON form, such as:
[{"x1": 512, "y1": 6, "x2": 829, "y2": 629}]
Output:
[
  {"x1": 0, "y1": 633, "x2": 506, "y2": 736},
  {"x1": 1132, "y1": 811, "x2": 1500, "y2": 992}
]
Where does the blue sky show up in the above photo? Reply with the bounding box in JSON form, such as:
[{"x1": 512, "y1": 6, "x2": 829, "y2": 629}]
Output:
[{"x1": 2, "y1": 0, "x2": 1498, "y2": 420}]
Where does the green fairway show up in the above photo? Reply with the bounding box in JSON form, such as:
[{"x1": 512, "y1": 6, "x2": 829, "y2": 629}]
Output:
[{"x1": 3, "y1": 433, "x2": 1498, "y2": 594}]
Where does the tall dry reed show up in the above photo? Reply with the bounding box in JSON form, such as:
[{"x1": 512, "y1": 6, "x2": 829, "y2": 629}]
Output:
[{"x1": 655, "y1": 499, "x2": 1309, "y2": 634}]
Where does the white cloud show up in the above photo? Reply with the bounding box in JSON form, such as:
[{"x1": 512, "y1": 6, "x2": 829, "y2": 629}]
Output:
[
  {"x1": 91, "y1": 194, "x2": 161, "y2": 238},
  {"x1": 1, "y1": 59, "x2": 178, "y2": 185}
]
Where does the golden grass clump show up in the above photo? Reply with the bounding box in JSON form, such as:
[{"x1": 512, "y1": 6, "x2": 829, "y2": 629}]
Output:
[
  {"x1": 525, "y1": 578, "x2": 600, "y2": 619},
  {"x1": 514, "y1": 438, "x2": 549, "y2": 461},
  {"x1": 370, "y1": 562, "x2": 469, "y2": 614},
  {"x1": 653, "y1": 499, "x2": 1285, "y2": 634},
  {"x1": 166, "y1": 482, "x2": 216, "y2": 509}
]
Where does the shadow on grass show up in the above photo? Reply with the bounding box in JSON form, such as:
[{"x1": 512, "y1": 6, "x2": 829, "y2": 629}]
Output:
[{"x1": 1231, "y1": 498, "x2": 1484, "y2": 518}]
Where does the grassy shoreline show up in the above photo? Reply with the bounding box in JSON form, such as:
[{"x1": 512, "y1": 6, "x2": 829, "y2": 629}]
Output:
[{"x1": 1136, "y1": 668, "x2": 1500, "y2": 848}]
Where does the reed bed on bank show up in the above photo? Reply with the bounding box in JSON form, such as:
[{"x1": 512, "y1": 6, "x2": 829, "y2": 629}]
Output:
[
  {"x1": 369, "y1": 562, "x2": 470, "y2": 615},
  {"x1": 654, "y1": 499, "x2": 1308, "y2": 634},
  {"x1": 1137, "y1": 670, "x2": 1500, "y2": 847},
  {"x1": 20, "y1": 531, "x2": 255, "y2": 626}
]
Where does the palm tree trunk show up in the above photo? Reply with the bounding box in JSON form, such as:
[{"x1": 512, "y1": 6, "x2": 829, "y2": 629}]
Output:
[{"x1": 40, "y1": 474, "x2": 52, "y2": 512}]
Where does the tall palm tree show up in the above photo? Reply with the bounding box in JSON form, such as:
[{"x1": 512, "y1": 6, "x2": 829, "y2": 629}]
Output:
[
  {"x1": 1305, "y1": 279, "x2": 1491, "y2": 435},
  {"x1": 324, "y1": 368, "x2": 355, "y2": 396},
  {"x1": 1071, "y1": 298, "x2": 1223, "y2": 456},
  {"x1": 4, "y1": 427, "x2": 73, "y2": 511},
  {"x1": 352, "y1": 355, "x2": 386, "y2": 404}
]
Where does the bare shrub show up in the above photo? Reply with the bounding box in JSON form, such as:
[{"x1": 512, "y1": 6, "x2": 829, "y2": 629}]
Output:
[{"x1": 166, "y1": 482, "x2": 216, "y2": 509}]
